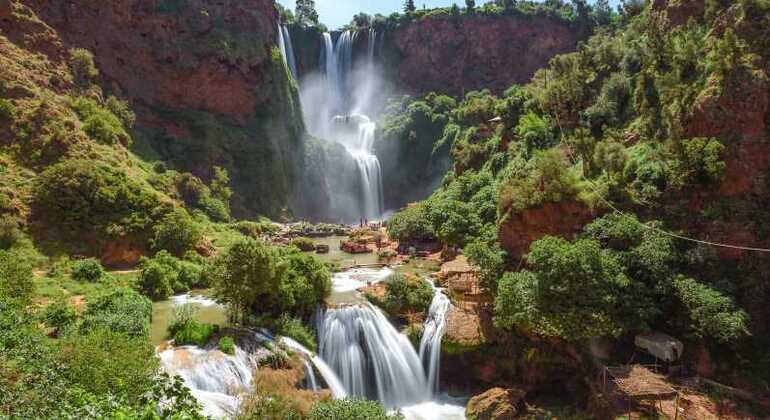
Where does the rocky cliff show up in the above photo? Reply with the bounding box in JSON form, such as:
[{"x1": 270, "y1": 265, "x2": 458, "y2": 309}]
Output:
[
  {"x1": 380, "y1": 13, "x2": 588, "y2": 96},
  {"x1": 21, "y1": 0, "x2": 304, "y2": 218}
]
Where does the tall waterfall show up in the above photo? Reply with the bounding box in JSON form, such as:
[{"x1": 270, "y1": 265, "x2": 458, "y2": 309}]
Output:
[
  {"x1": 302, "y1": 30, "x2": 385, "y2": 221},
  {"x1": 277, "y1": 24, "x2": 297, "y2": 80},
  {"x1": 419, "y1": 283, "x2": 452, "y2": 394},
  {"x1": 316, "y1": 303, "x2": 430, "y2": 408}
]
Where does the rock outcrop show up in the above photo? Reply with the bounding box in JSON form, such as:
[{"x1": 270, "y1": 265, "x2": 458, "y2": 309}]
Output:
[
  {"x1": 22, "y1": 0, "x2": 304, "y2": 218},
  {"x1": 465, "y1": 387, "x2": 526, "y2": 420},
  {"x1": 382, "y1": 14, "x2": 588, "y2": 96}
]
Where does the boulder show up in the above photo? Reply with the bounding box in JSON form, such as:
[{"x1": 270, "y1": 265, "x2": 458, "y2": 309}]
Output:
[
  {"x1": 315, "y1": 244, "x2": 330, "y2": 254},
  {"x1": 340, "y1": 240, "x2": 371, "y2": 254},
  {"x1": 466, "y1": 387, "x2": 526, "y2": 420}
]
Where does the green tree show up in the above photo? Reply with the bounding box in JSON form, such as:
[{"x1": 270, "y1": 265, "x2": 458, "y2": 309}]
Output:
[
  {"x1": 404, "y1": 0, "x2": 416, "y2": 14},
  {"x1": 495, "y1": 237, "x2": 633, "y2": 341},
  {"x1": 465, "y1": 0, "x2": 476, "y2": 13},
  {"x1": 151, "y1": 208, "x2": 202, "y2": 256},
  {"x1": 80, "y1": 288, "x2": 152, "y2": 337},
  {"x1": 673, "y1": 275, "x2": 748, "y2": 343},
  {"x1": 71, "y1": 258, "x2": 105, "y2": 282},
  {"x1": 70, "y1": 48, "x2": 98, "y2": 89},
  {"x1": 295, "y1": 0, "x2": 319, "y2": 25}
]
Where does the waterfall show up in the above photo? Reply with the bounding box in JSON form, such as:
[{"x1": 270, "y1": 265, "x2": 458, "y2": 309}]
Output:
[
  {"x1": 418, "y1": 283, "x2": 452, "y2": 395},
  {"x1": 280, "y1": 336, "x2": 348, "y2": 399},
  {"x1": 159, "y1": 343, "x2": 263, "y2": 418},
  {"x1": 280, "y1": 25, "x2": 298, "y2": 80},
  {"x1": 307, "y1": 31, "x2": 384, "y2": 221},
  {"x1": 316, "y1": 304, "x2": 429, "y2": 408}
]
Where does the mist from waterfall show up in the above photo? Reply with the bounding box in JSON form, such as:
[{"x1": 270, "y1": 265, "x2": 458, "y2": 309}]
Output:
[{"x1": 299, "y1": 29, "x2": 389, "y2": 222}]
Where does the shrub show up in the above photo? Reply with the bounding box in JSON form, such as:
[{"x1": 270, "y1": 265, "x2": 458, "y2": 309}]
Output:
[
  {"x1": 218, "y1": 336, "x2": 235, "y2": 355},
  {"x1": 173, "y1": 320, "x2": 216, "y2": 346},
  {"x1": 60, "y1": 328, "x2": 157, "y2": 402},
  {"x1": 498, "y1": 149, "x2": 581, "y2": 213},
  {"x1": 41, "y1": 299, "x2": 77, "y2": 332},
  {"x1": 383, "y1": 273, "x2": 434, "y2": 315},
  {"x1": 138, "y1": 255, "x2": 176, "y2": 300},
  {"x1": 69, "y1": 48, "x2": 98, "y2": 88},
  {"x1": 152, "y1": 161, "x2": 168, "y2": 174},
  {"x1": 34, "y1": 160, "x2": 161, "y2": 240},
  {"x1": 276, "y1": 315, "x2": 316, "y2": 352},
  {"x1": 104, "y1": 95, "x2": 135, "y2": 128},
  {"x1": 309, "y1": 399, "x2": 402, "y2": 420},
  {"x1": 0, "y1": 250, "x2": 34, "y2": 304},
  {"x1": 0, "y1": 215, "x2": 23, "y2": 250},
  {"x1": 70, "y1": 97, "x2": 130, "y2": 145},
  {"x1": 198, "y1": 194, "x2": 230, "y2": 222},
  {"x1": 81, "y1": 288, "x2": 152, "y2": 337},
  {"x1": 290, "y1": 237, "x2": 315, "y2": 252},
  {"x1": 0, "y1": 98, "x2": 15, "y2": 120},
  {"x1": 151, "y1": 208, "x2": 202, "y2": 256},
  {"x1": 71, "y1": 258, "x2": 105, "y2": 282}
]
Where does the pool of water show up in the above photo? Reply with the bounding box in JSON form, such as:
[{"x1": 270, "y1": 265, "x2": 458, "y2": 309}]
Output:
[{"x1": 150, "y1": 290, "x2": 228, "y2": 346}]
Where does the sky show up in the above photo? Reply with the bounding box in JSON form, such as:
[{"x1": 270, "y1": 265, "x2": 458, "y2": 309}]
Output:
[{"x1": 277, "y1": 0, "x2": 622, "y2": 30}]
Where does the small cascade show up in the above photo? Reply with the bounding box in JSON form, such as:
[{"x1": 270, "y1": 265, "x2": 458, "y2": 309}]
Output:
[
  {"x1": 316, "y1": 304, "x2": 429, "y2": 408},
  {"x1": 280, "y1": 25, "x2": 298, "y2": 80},
  {"x1": 418, "y1": 282, "x2": 452, "y2": 394},
  {"x1": 303, "y1": 360, "x2": 320, "y2": 392},
  {"x1": 159, "y1": 342, "x2": 264, "y2": 418},
  {"x1": 280, "y1": 336, "x2": 348, "y2": 399}
]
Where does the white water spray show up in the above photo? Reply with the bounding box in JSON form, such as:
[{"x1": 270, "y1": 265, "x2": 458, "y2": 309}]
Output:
[
  {"x1": 419, "y1": 282, "x2": 452, "y2": 394},
  {"x1": 316, "y1": 303, "x2": 429, "y2": 408}
]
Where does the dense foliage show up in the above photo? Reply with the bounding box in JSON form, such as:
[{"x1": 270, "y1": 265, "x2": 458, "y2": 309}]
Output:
[
  {"x1": 382, "y1": 273, "x2": 434, "y2": 316},
  {"x1": 308, "y1": 399, "x2": 403, "y2": 420}
]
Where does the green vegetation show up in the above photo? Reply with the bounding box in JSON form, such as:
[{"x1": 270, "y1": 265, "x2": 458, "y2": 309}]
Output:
[
  {"x1": 308, "y1": 399, "x2": 403, "y2": 420},
  {"x1": 210, "y1": 238, "x2": 331, "y2": 323},
  {"x1": 290, "y1": 236, "x2": 316, "y2": 252},
  {"x1": 381, "y1": 273, "x2": 434, "y2": 316},
  {"x1": 138, "y1": 250, "x2": 206, "y2": 300},
  {"x1": 71, "y1": 258, "x2": 105, "y2": 282},
  {"x1": 81, "y1": 287, "x2": 153, "y2": 337},
  {"x1": 168, "y1": 303, "x2": 217, "y2": 346},
  {"x1": 218, "y1": 336, "x2": 236, "y2": 355}
]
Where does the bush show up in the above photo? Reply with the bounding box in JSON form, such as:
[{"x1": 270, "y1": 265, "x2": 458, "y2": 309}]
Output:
[
  {"x1": 104, "y1": 95, "x2": 135, "y2": 128},
  {"x1": 0, "y1": 215, "x2": 23, "y2": 250},
  {"x1": 151, "y1": 208, "x2": 202, "y2": 256},
  {"x1": 71, "y1": 258, "x2": 105, "y2": 282},
  {"x1": 290, "y1": 237, "x2": 315, "y2": 252},
  {"x1": 168, "y1": 303, "x2": 216, "y2": 346},
  {"x1": 81, "y1": 288, "x2": 152, "y2": 337},
  {"x1": 218, "y1": 336, "x2": 235, "y2": 355},
  {"x1": 138, "y1": 256, "x2": 176, "y2": 300},
  {"x1": 276, "y1": 315, "x2": 317, "y2": 353},
  {"x1": 41, "y1": 299, "x2": 77, "y2": 332},
  {"x1": 60, "y1": 328, "x2": 157, "y2": 403},
  {"x1": 198, "y1": 194, "x2": 230, "y2": 222},
  {"x1": 70, "y1": 97, "x2": 130, "y2": 145},
  {"x1": 309, "y1": 399, "x2": 402, "y2": 420},
  {"x1": 383, "y1": 273, "x2": 434, "y2": 316},
  {"x1": 0, "y1": 98, "x2": 15, "y2": 120},
  {"x1": 34, "y1": 160, "x2": 161, "y2": 240},
  {"x1": 69, "y1": 48, "x2": 98, "y2": 88},
  {"x1": 0, "y1": 250, "x2": 34, "y2": 305}
]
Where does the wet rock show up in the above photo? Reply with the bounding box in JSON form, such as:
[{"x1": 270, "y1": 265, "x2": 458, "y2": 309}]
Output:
[{"x1": 466, "y1": 387, "x2": 526, "y2": 420}]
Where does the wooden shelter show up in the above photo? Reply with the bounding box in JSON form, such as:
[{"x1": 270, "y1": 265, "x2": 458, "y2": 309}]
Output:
[{"x1": 602, "y1": 365, "x2": 681, "y2": 419}]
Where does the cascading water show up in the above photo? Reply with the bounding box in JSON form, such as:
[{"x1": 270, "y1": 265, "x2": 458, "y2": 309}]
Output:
[
  {"x1": 278, "y1": 25, "x2": 298, "y2": 80},
  {"x1": 419, "y1": 282, "x2": 452, "y2": 394},
  {"x1": 303, "y1": 30, "x2": 385, "y2": 221},
  {"x1": 315, "y1": 303, "x2": 429, "y2": 408}
]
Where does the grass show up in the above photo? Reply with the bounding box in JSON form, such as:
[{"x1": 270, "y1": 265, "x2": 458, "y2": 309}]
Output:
[{"x1": 33, "y1": 270, "x2": 139, "y2": 305}]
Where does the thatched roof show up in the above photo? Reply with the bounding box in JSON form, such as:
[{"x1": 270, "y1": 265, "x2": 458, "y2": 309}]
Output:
[{"x1": 606, "y1": 365, "x2": 678, "y2": 399}]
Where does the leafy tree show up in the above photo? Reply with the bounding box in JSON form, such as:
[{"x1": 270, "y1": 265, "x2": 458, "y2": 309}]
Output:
[
  {"x1": 673, "y1": 275, "x2": 749, "y2": 343},
  {"x1": 210, "y1": 166, "x2": 232, "y2": 208},
  {"x1": 387, "y1": 203, "x2": 435, "y2": 243},
  {"x1": 404, "y1": 0, "x2": 416, "y2": 14},
  {"x1": 138, "y1": 255, "x2": 176, "y2": 300},
  {"x1": 383, "y1": 273, "x2": 434, "y2": 315},
  {"x1": 352, "y1": 13, "x2": 372, "y2": 28},
  {"x1": 295, "y1": 0, "x2": 319, "y2": 25},
  {"x1": 517, "y1": 112, "x2": 554, "y2": 151},
  {"x1": 465, "y1": 0, "x2": 476, "y2": 13},
  {"x1": 151, "y1": 208, "x2": 202, "y2": 256},
  {"x1": 495, "y1": 237, "x2": 634, "y2": 341}
]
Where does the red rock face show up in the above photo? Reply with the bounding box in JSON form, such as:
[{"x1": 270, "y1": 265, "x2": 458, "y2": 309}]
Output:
[
  {"x1": 498, "y1": 201, "x2": 598, "y2": 261},
  {"x1": 23, "y1": 0, "x2": 277, "y2": 121},
  {"x1": 385, "y1": 14, "x2": 586, "y2": 95}
]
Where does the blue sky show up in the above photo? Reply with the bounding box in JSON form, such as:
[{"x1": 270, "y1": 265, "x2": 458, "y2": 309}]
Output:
[{"x1": 277, "y1": 0, "x2": 622, "y2": 29}]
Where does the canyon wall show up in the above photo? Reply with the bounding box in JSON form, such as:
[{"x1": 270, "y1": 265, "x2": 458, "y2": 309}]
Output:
[{"x1": 22, "y1": 0, "x2": 304, "y2": 218}]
